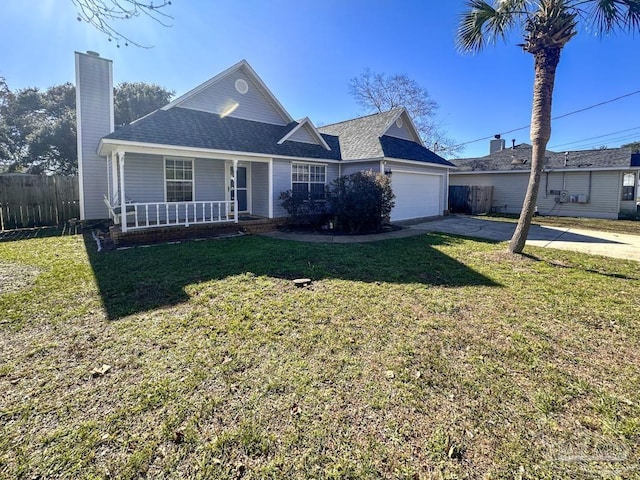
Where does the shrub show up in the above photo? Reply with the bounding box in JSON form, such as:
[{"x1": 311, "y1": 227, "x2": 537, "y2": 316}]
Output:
[
  {"x1": 329, "y1": 171, "x2": 395, "y2": 234},
  {"x1": 279, "y1": 190, "x2": 329, "y2": 228}
]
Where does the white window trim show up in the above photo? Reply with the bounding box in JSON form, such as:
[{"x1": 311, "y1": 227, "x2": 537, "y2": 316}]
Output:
[
  {"x1": 622, "y1": 171, "x2": 636, "y2": 201},
  {"x1": 164, "y1": 156, "x2": 195, "y2": 202},
  {"x1": 291, "y1": 162, "x2": 327, "y2": 199}
]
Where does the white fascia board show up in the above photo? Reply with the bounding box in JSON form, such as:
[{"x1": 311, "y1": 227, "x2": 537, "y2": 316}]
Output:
[
  {"x1": 381, "y1": 108, "x2": 424, "y2": 146},
  {"x1": 98, "y1": 139, "x2": 341, "y2": 164},
  {"x1": 384, "y1": 157, "x2": 457, "y2": 169},
  {"x1": 161, "y1": 60, "x2": 294, "y2": 124},
  {"x1": 277, "y1": 117, "x2": 331, "y2": 150}
]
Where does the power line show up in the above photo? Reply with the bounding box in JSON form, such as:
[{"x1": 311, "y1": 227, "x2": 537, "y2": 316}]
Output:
[
  {"x1": 454, "y1": 89, "x2": 640, "y2": 148},
  {"x1": 549, "y1": 126, "x2": 640, "y2": 149},
  {"x1": 562, "y1": 132, "x2": 640, "y2": 151}
]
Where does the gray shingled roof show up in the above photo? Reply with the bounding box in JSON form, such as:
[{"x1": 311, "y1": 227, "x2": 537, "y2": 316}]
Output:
[
  {"x1": 104, "y1": 106, "x2": 454, "y2": 167},
  {"x1": 454, "y1": 143, "x2": 636, "y2": 172},
  {"x1": 318, "y1": 109, "x2": 401, "y2": 159},
  {"x1": 318, "y1": 109, "x2": 454, "y2": 167},
  {"x1": 104, "y1": 107, "x2": 342, "y2": 160},
  {"x1": 379, "y1": 136, "x2": 454, "y2": 166}
]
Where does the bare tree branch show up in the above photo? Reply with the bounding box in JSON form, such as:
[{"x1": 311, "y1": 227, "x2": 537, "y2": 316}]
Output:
[
  {"x1": 348, "y1": 69, "x2": 462, "y2": 157},
  {"x1": 72, "y1": 0, "x2": 173, "y2": 48}
]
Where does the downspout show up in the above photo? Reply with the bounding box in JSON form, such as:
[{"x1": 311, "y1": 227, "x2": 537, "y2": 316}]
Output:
[{"x1": 544, "y1": 171, "x2": 549, "y2": 197}]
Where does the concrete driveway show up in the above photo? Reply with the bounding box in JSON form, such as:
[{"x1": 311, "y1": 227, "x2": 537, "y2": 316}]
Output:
[{"x1": 408, "y1": 216, "x2": 640, "y2": 262}]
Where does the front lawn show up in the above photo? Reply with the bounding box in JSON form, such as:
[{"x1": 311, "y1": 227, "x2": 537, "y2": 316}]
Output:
[{"x1": 1, "y1": 232, "x2": 639, "y2": 478}]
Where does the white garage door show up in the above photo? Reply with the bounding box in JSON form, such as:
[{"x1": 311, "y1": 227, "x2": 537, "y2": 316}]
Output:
[{"x1": 391, "y1": 172, "x2": 442, "y2": 221}]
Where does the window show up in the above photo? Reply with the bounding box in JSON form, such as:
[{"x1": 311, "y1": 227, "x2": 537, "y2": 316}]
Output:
[
  {"x1": 292, "y1": 163, "x2": 326, "y2": 200},
  {"x1": 166, "y1": 158, "x2": 193, "y2": 202},
  {"x1": 622, "y1": 172, "x2": 636, "y2": 201}
]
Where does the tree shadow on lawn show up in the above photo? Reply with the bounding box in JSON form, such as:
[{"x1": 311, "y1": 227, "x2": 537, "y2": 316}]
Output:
[{"x1": 83, "y1": 232, "x2": 500, "y2": 320}]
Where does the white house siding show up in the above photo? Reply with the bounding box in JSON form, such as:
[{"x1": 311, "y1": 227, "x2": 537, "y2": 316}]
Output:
[
  {"x1": 326, "y1": 163, "x2": 340, "y2": 184},
  {"x1": 341, "y1": 161, "x2": 381, "y2": 176},
  {"x1": 450, "y1": 172, "x2": 527, "y2": 215},
  {"x1": 124, "y1": 154, "x2": 165, "y2": 203},
  {"x1": 385, "y1": 121, "x2": 414, "y2": 141},
  {"x1": 287, "y1": 126, "x2": 316, "y2": 144},
  {"x1": 272, "y1": 159, "x2": 291, "y2": 218},
  {"x1": 194, "y1": 159, "x2": 225, "y2": 202},
  {"x1": 251, "y1": 162, "x2": 270, "y2": 217},
  {"x1": 76, "y1": 52, "x2": 112, "y2": 220},
  {"x1": 450, "y1": 170, "x2": 622, "y2": 219},
  {"x1": 179, "y1": 69, "x2": 287, "y2": 125}
]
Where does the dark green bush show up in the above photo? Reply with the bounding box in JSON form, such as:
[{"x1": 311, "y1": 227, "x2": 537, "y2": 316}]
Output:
[
  {"x1": 280, "y1": 170, "x2": 395, "y2": 233},
  {"x1": 329, "y1": 171, "x2": 395, "y2": 234},
  {"x1": 279, "y1": 190, "x2": 329, "y2": 227}
]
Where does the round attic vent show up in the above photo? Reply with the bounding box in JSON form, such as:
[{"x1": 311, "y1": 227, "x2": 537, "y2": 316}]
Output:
[
  {"x1": 395, "y1": 117, "x2": 403, "y2": 128},
  {"x1": 235, "y1": 79, "x2": 248, "y2": 94}
]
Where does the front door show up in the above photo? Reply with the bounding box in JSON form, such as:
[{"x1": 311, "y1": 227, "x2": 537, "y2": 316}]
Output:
[{"x1": 228, "y1": 164, "x2": 249, "y2": 213}]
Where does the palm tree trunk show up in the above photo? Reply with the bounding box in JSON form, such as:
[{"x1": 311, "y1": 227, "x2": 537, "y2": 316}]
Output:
[{"x1": 508, "y1": 47, "x2": 562, "y2": 253}]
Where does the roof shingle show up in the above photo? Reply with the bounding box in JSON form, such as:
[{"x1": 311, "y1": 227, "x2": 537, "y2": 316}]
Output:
[
  {"x1": 103, "y1": 106, "x2": 454, "y2": 167},
  {"x1": 453, "y1": 143, "x2": 636, "y2": 172},
  {"x1": 104, "y1": 107, "x2": 342, "y2": 160}
]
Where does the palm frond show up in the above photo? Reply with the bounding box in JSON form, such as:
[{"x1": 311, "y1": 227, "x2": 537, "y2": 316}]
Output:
[
  {"x1": 583, "y1": 0, "x2": 640, "y2": 33},
  {"x1": 456, "y1": 0, "x2": 529, "y2": 53}
]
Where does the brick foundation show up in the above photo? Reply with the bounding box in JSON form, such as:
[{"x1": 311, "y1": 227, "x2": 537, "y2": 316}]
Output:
[{"x1": 109, "y1": 218, "x2": 284, "y2": 247}]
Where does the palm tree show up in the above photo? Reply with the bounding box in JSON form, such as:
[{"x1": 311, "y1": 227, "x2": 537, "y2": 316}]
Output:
[{"x1": 457, "y1": 0, "x2": 640, "y2": 253}]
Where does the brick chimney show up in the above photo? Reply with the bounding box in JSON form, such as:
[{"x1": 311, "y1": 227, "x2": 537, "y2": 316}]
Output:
[
  {"x1": 490, "y1": 134, "x2": 505, "y2": 154},
  {"x1": 75, "y1": 51, "x2": 113, "y2": 220}
]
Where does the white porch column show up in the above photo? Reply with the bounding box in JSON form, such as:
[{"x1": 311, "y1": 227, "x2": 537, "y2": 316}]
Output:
[
  {"x1": 111, "y1": 152, "x2": 119, "y2": 204},
  {"x1": 233, "y1": 159, "x2": 239, "y2": 223},
  {"x1": 268, "y1": 159, "x2": 274, "y2": 219},
  {"x1": 119, "y1": 151, "x2": 127, "y2": 232}
]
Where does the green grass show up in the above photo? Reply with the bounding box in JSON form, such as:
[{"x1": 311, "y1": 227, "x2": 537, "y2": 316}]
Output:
[{"x1": 1, "y1": 231, "x2": 639, "y2": 479}]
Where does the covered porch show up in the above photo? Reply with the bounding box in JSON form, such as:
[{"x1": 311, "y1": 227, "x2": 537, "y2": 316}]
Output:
[{"x1": 102, "y1": 148, "x2": 275, "y2": 233}]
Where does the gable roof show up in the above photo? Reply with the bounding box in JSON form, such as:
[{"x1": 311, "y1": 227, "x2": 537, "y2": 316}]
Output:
[
  {"x1": 101, "y1": 60, "x2": 452, "y2": 166},
  {"x1": 381, "y1": 108, "x2": 423, "y2": 144},
  {"x1": 102, "y1": 107, "x2": 341, "y2": 160},
  {"x1": 318, "y1": 109, "x2": 454, "y2": 167},
  {"x1": 161, "y1": 59, "x2": 293, "y2": 124},
  {"x1": 278, "y1": 117, "x2": 331, "y2": 150},
  {"x1": 319, "y1": 109, "x2": 401, "y2": 159},
  {"x1": 454, "y1": 144, "x2": 637, "y2": 172}
]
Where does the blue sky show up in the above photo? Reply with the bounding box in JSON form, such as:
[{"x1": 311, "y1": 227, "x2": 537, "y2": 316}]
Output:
[{"x1": 1, "y1": 0, "x2": 639, "y2": 158}]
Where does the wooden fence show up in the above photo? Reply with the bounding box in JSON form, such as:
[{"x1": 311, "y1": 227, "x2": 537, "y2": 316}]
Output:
[
  {"x1": 0, "y1": 174, "x2": 80, "y2": 230},
  {"x1": 449, "y1": 185, "x2": 493, "y2": 215}
]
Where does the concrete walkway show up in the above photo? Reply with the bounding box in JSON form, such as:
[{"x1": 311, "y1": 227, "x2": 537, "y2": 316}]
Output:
[{"x1": 263, "y1": 216, "x2": 640, "y2": 262}]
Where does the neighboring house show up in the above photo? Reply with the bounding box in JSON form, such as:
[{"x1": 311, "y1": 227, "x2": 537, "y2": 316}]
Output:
[
  {"x1": 75, "y1": 51, "x2": 455, "y2": 237},
  {"x1": 450, "y1": 136, "x2": 640, "y2": 219}
]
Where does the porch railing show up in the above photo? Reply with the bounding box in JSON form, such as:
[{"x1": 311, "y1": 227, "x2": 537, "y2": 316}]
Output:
[{"x1": 123, "y1": 200, "x2": 236, "y2": 231}]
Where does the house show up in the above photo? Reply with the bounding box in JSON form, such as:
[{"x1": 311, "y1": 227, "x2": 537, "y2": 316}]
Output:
[
  {"x1": 75, "y1": 51, "x2": 455, "y2": 241},
  {"x1": 450, "y1": 136, "x2": 640, "y2": 219}
]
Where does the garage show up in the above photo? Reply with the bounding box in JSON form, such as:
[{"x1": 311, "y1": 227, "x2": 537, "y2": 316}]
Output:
[{"x1": 390, "y1": 171, "x2": 443, "y2": 221}]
